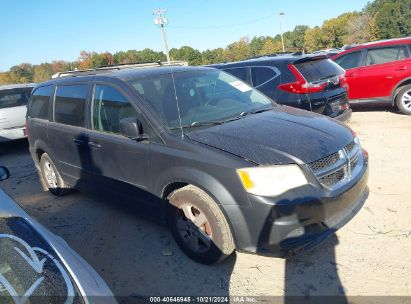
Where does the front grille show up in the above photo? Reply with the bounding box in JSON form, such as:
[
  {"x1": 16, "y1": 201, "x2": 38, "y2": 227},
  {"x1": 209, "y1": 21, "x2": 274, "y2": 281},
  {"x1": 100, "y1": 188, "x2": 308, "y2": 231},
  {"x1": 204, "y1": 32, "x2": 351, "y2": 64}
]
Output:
[
  {"x1": 318, "y1": 168, "x2": 345, "y2": 188},
  {"x1": 309, "y1": 152, "x2": 340, "y2": 172},
  {"x1": 308, "y1": 140, "x2": 362, "y2": 190}
]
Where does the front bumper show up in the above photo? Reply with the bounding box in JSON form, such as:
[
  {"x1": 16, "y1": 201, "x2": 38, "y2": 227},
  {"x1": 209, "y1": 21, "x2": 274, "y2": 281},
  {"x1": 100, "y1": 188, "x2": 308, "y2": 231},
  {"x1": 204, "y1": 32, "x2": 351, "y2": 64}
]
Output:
[
  {"x1": 224, "y1": 160, "x2": 369, "y2": 256},
  {"x1": 0, "y1": 126, "x2": 26, "y2": 142}
]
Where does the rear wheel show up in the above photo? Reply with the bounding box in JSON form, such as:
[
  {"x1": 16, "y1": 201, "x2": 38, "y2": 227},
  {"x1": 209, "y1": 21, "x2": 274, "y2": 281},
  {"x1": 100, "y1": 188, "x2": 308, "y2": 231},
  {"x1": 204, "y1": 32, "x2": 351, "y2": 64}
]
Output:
[
  {"x1": 167, "y1": 185, "x2": 235, "y2": 264},
  {"x1": 39, "y1": 153, "x2": 71, "y2": 196},
  {"x1": 395, "y1": 85, "x2": 411, "y2": 115}
]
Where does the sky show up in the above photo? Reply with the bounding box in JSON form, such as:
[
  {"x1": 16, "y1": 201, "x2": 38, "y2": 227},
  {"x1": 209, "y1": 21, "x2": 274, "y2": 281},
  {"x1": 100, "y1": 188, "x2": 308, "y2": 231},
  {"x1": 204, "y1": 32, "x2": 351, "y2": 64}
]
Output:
[{"x1": 0, "y1": 0, "x2": 370, "y2": 71}]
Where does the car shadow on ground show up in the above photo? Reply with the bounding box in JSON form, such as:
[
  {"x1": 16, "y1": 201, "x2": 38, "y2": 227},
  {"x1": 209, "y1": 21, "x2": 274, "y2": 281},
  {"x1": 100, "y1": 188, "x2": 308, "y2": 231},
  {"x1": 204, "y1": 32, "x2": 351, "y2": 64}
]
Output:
[{"x1": 350, "y1": 104, "x2": 400, "y2": 113}]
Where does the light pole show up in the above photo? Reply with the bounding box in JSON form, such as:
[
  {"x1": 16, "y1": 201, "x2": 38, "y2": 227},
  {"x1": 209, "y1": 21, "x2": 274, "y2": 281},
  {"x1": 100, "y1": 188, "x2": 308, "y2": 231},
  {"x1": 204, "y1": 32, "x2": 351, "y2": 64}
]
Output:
[
  {"x1": 279, "y1": 12, "x2": 285, "y2": 53},
  {"x1": 153, "y1": 8, "x2": 171, "y2": 64}
]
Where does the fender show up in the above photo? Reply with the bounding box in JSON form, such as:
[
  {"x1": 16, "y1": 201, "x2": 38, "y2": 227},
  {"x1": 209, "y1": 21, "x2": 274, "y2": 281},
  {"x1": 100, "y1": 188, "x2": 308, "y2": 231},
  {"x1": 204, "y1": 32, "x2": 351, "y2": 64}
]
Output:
[
  {"x1": 156, "y1": 166, "x2": 251, "y2": 207},
  {"x1": 155, "y1": 166, "x2": 254, "y2": 249},
  {"x1": 390, "y1": 76, "x2": 411, "y2": 105}
]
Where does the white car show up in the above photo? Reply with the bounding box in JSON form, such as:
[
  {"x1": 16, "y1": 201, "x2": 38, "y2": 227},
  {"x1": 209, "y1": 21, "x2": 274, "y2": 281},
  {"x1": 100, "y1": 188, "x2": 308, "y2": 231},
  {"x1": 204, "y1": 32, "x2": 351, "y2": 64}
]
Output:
[{"x1": 0, "y1": 84, "x2": 34, "y2": 142}]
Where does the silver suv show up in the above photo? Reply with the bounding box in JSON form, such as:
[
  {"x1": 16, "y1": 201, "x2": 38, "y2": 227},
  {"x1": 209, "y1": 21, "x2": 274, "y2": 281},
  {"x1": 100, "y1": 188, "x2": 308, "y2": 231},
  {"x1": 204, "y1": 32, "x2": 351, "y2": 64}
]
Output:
[{"x1": 0, "y1": 83, "x2": 34, "y2": 142}]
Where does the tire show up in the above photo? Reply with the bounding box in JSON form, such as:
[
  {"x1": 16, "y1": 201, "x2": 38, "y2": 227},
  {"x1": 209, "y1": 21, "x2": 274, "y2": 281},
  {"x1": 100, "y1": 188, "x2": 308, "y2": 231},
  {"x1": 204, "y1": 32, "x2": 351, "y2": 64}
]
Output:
[
  {"x1": 395, "y1": 84, "x2": 411, "y2": 115},
  {"x1": 39, "y1": 153, "x2": 72, "y2": 196},
  {"x1": 167, "y1": 185, "x2": 235, "y2": 264}
]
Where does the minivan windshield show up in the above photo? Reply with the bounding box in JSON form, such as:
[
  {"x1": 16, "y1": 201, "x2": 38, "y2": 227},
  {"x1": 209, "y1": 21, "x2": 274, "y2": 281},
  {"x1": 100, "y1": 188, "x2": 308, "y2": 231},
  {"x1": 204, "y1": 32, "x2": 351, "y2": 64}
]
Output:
[{"x1": 128, "y1": 69, "x2": 275, "y2": 129}]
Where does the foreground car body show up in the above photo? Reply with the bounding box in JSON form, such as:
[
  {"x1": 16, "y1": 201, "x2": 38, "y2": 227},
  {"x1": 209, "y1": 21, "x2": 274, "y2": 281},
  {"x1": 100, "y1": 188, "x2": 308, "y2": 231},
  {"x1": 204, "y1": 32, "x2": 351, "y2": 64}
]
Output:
[
  {"x1": 27, "y1": 65, "x2": 368, "y2": 264},
  {"x1": 0, "y1": 84, "x2": 34, "y2": 142},
  {"x1": 331, "y1": 37, "x2": 411, "y2": 114},
  {"x1": 209, "y1": 55, "x2": 352, "y2": 122},
  {"x1": 0, "y1": 168, "x2": 115, "y2": 303}
]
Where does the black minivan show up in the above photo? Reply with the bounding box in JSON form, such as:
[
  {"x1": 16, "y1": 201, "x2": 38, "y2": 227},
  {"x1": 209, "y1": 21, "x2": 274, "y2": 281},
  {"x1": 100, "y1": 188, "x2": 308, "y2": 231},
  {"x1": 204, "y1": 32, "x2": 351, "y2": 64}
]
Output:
[
  {"x1": 27, "y1": 64, "x2": 369, "y2": 264},
  {"x1": 210, "y1": 54, "x2": 352, "y2": 122}
]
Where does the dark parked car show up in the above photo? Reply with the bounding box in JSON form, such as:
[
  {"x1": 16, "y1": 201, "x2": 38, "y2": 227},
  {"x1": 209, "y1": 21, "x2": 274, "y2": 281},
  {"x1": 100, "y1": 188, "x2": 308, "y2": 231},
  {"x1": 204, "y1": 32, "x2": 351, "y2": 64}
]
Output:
[
  {"x1": 27, "y1": 64, "x2": 369, "y2": 264},
  {"x1": 331, "y1": 37, "x2": 411, "y2": 115},
  {"x1": 0, "y1": 166, "x2": 115, "y2": 303},
  {"x1": 210, "y1": 54, "x2": 352, "y2": 122}
]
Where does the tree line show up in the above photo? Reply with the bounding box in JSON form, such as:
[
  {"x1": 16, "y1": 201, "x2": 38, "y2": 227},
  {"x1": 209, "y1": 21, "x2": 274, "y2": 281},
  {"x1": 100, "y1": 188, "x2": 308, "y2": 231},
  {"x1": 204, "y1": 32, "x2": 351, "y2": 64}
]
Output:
[{"x1": 0, "y1": 0, "x2": 409, "y2": 85}]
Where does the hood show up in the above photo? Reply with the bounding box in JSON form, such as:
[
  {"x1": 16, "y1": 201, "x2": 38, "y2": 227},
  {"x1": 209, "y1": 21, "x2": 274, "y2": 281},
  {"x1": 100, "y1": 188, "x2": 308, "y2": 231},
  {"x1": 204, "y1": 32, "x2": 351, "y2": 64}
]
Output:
[{"x1": 187, "y1": 106, "x2": 353, "y2": 165}]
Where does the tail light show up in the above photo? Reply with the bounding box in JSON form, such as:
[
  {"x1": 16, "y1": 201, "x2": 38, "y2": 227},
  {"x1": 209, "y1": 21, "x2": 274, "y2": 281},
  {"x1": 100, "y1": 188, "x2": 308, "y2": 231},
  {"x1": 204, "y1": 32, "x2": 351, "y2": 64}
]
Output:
[
  {"x1": 278, "y1": 64, "x2": 327, "y2": 94},
  {"x1": 339, "y1": 74, "x2": 348, "y2": 88}
]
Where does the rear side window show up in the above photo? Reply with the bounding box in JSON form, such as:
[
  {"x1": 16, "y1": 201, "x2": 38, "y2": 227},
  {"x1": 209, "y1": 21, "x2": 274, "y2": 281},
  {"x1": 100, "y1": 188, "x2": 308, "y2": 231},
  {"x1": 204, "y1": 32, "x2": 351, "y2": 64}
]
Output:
[
  {"x1": 294, "y1": 59, "x2": 344, "y2": 82},
  {"x1": 251, "y1": 67, "x2": 277, "y2": 86},
  {"x1": 92, "y1": 85, "x2": 140, "y2": 134},
  {"x1": 54, "y1": 84, "x2": 88, "y2": 127},
  {"x1": 29, "y1": 86, "x2": 52, "y2": 119},
  {"x1": 224, "y1": 68, "x2": 248, "y2": 82},
  {"x1": 365, "y1": 46, "x2": 407, "y2": 66},
  {"x1": 0, "y1": 88, "x2": 31, "y2": 109},
  {"x1": 334, "y1": 52, "x2": 362, "y2": 70}
]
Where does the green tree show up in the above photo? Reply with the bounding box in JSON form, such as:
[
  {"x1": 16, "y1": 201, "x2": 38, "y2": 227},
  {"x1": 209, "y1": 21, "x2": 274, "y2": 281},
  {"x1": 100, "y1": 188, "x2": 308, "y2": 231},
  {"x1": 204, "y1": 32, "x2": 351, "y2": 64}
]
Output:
[
  {"x1": 33, "y1": 63, "x2": 53, "y2": 82},
  {"x1": 224, "y1": 40, "x2": 251, "y2": 62},
  {"x1": 344, "y1": 12, "x2": 377, "y2": 45},
  {"x1": 201, "y1": 48, "x2": 225, "y2": 65},
  {"x1": 366, "y1": 0, "x2": 411, "y2": 39},
  {"x1": 8, "y1": 64, "x2": 33, "y2": 83},
  {"x1": 170, "y1": 46, "x2": 202, "y2": 65}
]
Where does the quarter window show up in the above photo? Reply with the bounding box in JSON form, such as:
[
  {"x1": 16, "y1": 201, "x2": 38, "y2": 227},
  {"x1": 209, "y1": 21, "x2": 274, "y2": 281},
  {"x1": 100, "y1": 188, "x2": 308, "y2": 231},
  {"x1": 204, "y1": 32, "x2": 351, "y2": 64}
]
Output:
[
  {"x1": 334, "y1": 52, "x2": 362, "y2": 70},
  {"x1": 365, "y1": 46, "x2": 407, "y2": 66},
  {"x1": 92, "y1": 85, "x2": 139, "y2": 134},
  {"x1": 251, "y1": 67, "x2": 276, "y2": 86},
  {"x1": 224, "y1": 68, "x2": 249, "y2": 83},
  {"x1": 54, "y1": 85, "x2": 88, "y2": 127},
  {"x1": 29, "y1": 86, "x2": 52, "y2": 119}
]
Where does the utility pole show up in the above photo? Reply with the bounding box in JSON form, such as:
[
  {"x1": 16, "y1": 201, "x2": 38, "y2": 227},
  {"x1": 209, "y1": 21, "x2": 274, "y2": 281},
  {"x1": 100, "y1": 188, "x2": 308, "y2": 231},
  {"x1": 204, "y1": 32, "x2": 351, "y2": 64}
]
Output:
[
  {"x1": 153, "y1": 8, "x2": 171, "y2": 64},
  {"x1": 279, "y1": 12, "x2": 285, "y2": 53}
]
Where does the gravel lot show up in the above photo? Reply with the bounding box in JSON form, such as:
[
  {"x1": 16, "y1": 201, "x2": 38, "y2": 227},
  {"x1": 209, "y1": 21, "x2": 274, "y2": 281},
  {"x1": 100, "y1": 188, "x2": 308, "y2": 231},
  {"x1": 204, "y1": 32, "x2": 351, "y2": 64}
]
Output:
[{"x1": 0, "y1": 108, "x2": 410, "y2": 301}]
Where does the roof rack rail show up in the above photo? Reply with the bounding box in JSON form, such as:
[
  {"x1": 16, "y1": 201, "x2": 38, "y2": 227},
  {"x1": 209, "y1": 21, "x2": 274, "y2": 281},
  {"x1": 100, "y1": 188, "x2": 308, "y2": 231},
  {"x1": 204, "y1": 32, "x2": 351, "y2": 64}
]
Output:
[{"x1": 52, "y1": 60, "x2": 188, "y2": 79}]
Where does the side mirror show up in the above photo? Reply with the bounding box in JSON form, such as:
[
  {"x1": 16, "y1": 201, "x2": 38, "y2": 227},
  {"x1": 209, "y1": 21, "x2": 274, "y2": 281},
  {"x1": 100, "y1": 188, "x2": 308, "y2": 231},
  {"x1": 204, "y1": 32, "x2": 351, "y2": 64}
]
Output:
[
  {"x1": 0, "y1": 166, "x2": 10, "y2": 181},
  {"x1": 119, "y1": 117, "x2": 148, "y2": 141}
]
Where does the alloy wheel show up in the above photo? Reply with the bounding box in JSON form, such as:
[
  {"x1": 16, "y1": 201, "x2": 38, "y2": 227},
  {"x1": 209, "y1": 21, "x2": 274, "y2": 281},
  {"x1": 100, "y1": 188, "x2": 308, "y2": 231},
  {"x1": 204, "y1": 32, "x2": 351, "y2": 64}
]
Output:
[
  {"x1": 401, "y1": 89, "x2": 411, "y2": 111},
  {"x1": 43, "y1": 161, "x2": 58, "y2": 188},
  {"x1": 176, "y1": 204, "x2": 212, "y2": 253}
]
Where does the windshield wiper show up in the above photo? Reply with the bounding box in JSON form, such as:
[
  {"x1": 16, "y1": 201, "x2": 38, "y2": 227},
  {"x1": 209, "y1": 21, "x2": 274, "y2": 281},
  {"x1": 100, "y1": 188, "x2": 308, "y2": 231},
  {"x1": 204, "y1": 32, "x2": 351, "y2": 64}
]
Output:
[{"x1": 170, "y1": 107, "x2": 275, "y2": 131}]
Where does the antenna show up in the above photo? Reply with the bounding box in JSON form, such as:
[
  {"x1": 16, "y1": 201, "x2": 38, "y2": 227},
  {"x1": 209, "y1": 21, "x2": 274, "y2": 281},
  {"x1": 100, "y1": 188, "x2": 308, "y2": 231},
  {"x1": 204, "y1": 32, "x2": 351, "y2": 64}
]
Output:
[
  {"x1": 153, "y1": 8, "x2": 171, "y2": 64},
  {"x1": 153, "y1": 8, "x2": 184, "y2": 139}
]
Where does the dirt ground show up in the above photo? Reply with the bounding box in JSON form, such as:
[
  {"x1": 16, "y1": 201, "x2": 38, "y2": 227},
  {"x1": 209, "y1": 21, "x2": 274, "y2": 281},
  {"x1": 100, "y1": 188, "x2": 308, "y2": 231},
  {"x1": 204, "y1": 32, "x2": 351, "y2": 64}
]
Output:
[{"x1": 0, "y1": 107, "x2": 410, "y2": 300}]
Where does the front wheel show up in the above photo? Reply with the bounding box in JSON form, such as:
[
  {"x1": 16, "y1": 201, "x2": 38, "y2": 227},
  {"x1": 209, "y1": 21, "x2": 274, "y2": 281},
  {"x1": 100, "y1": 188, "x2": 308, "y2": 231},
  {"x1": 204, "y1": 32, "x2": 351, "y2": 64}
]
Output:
[
  {"x1": 167, "y1": 185, "x2": 235, "y2": 264},
  {"x1": 395, "y1": 84, "x2": 411, "y2": 115}
]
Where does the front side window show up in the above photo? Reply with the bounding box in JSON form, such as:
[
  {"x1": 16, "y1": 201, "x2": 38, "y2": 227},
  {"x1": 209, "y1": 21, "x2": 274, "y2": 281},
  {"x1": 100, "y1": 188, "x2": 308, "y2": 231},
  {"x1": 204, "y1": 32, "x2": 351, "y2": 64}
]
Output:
[
  {"x1": 54, "y1": 84, "x2": 88, "y2": 127},
  {"x1": 0, "y1": 88, "x2": 31, "y2": 110},
  {"x1": 128, "y1": 69, "x2": 274, "y2": 129},
  {"x1": 334, "y1": 52, "x2": 362, "y2": 70},
  {"x1": 365, "y1": 46, "x2": 407, "y2": 66},
  {"x1": 92, "y1": 85, "x2": 140, "y2": 134},
  {"x1": 29, "y1": 86, "x2": 52, "y2": 119}
]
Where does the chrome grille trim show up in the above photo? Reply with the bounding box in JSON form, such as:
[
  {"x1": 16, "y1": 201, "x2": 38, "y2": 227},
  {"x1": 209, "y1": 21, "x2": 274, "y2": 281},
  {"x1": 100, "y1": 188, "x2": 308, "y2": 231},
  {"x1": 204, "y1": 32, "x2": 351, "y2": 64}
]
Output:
[{"x1": 308, "y1": 140, "x2": 363, "y2": 190}]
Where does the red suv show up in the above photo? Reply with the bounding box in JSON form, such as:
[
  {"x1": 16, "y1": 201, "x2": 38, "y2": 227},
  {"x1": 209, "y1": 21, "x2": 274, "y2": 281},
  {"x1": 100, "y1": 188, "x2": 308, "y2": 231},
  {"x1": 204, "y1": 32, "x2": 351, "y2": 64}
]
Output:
[{"x1": 331, "y1": 37, "x2": 411, "y2": 115}]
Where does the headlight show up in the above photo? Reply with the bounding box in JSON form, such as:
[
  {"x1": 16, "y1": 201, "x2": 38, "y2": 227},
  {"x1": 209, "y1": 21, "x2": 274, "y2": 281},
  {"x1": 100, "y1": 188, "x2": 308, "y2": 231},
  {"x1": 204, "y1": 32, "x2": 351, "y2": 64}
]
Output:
[
  {"x1": 354, "y1": 135, "x2": 361, "y2": 147},
  {"x1": 236, "y1": 164, "x2": 308, "y2": 197}
]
